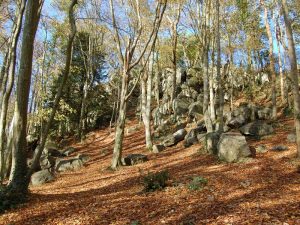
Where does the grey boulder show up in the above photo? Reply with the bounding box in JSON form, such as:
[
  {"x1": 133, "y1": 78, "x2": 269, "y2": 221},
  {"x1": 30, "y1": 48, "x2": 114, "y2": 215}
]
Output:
[
  {"x1": 31, "y1": 169, "x2": 54, "y2": 186},
  {"x1": 218, "y1": 132, "x2": 251, "y2": 163},
  {"x1": 240, "y1": 121, "x2": 274, "y2": 137}
]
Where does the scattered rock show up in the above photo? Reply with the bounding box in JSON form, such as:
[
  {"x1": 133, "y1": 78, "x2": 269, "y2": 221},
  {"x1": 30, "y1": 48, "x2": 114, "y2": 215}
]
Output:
[
  {"x1": 188, "y1": 101, "x2": 203, "y2": 118},
  {"x1": 77, "y1": 153, "x2": 90, "y2": 163},
  {"x1": 123, "y1": 154, "x2": 148, "y2": 166},
  {"x1": 271, "y1": 145, "x2": 289, "y2": 151},
  {"x1": 163, "y1": 129, "x2": 187, "y2": 147},
  {"x1": 217, "y1": 132, "x2": 251, "y2": 163},
  {"x1": 257, "y1": 107, "x2": 272, "y2": 120},
  {"x1": 240, "y1": 180, "x2": 251, "y2": 188},
  {"x1": 287, "y1": 133, "x2": 296, "y2": 143},
  {"x1": 173, "y1": 97, "x2": 194, "y2": 116},
  {"x1": 61, "y1": 147, "x2": 76, "y2": 156},
  {"x1": 255, "y1": 144, "x2": 268, "y2": 153},
  {"x1": 240, "y1": 121, "x2": 274, "y2": 137},
  {"x1": 153, "y1": 145, "x2": 165, "y2": 153},
  {"x1": 40, "y1": 155, "x2": 56, "y2": 170},
  {"x1": 55, "y1": 158, "x2": 84, "y2": 172},
  {"x1": 31, "y1": 169, "x2": 54, "y2": 186}
]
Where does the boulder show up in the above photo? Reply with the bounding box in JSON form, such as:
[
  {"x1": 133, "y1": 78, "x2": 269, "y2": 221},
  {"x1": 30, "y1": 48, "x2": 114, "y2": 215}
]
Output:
[
  {"x1": 40, "y1": 155, "x2": 56, "y2": 170},
  {"x1": 217, "y1": 132, "x2": 251, "y2": 163},
  {"x1": 188, "y1": 101, "x2": 203, "y2": 118},
  {"x1": 255, "y1": 144, "x2": 268, "y2": 153},
  {"x1": 153, "y1": 145, "x2": 165, "y2": 153},
  {"x1": 257, "y1": 107, "x2": 272, "y2": 120},
  {"x1": 77, "y1": 153, "x2": 90, "y2": 163},
  {"x1": 55, "y1": 158, "x2": 84, "y2": 172},
  {"x1": 271, "y1": 145, "x2": 289, "y2": 151},
  {"x1": 240, "y1": 121, "x2": 274, "y2": 137},
  {"x1": 184, "y1": 126, "x2": 206, "y2": 147},
  {"x1": 163, "y1": 129, "x2": 187, "y2": 147},
  {"x1": 287, "y1": 133, "x2": 296, "y2": 143},
  {"x1": 61, "y1": 147, "x2": 76, "y2": 156},
  {"x1": 173, "y1": 97, "x2": 194, "y2": 116},
  {"x1": 123, "y1": 154, "x2": 148, "y2": 166},
  {"x1": 31, "y1": 169, "x2": 54, "y2": 186}
]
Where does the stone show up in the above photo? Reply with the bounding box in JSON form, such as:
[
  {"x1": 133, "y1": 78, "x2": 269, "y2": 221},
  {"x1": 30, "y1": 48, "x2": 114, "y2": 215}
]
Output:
[
  {"x1": 217, "y1": 132, "x2": 251, "y2": 163},
  {"x1": 257, "y1": 107, "x2": 272, "y2": 120},
  {"x1": 184, "y1": 126, "x2": 206, "y2": 147},
  {"x1": 255, "y1": 144, "x2": 268, "y2": 153},
  {"x1": 76, "y1": 153, "x2": 90, "y2": 163},
  {"x1": 206, "y1": 132, "x2": 221, "y2": 154},
  {"x1": 173, "y1": 97, "x2": 194, "y2": 116},
  {"x1": 188, "y1": 101, "x2": 203, "y2": 118},
  {"x1": 31, "y1": 169, "x2": 54, "y2": 186},
  {"x1": 153, "y1": 145, "x2": 165, "y2": 153},
  {"x1": 287, "y1": 133, "x2": 296, "y2": 143},
  {"x1": 271, "y1": 145, "x2": 289, "y2": 151},
  {"x1": 61, "y1": 147, "x2": 76, "y2": 156},
  {"x1": 123, "y1": 154, "x2": 148, "y2": 166},
  {"x1": 40, "y1": 155, "x2": 56, "y2": 170},
  {"x1": 240, "y1": 121, "x2": 274, "y2": 137},
  {"x1": 55, "y1": 158, "x2": 84, "y2": 172},
  {"x1": 197, "y1": 133, "x2": 206, "y2": 143},
  {"x1": 163, "y1": 129, "x2": 187, "y2": 147}
]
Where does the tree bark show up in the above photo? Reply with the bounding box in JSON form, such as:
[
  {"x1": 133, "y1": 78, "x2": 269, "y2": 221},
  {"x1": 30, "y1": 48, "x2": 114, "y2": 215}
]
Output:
[
  {"x1": 0, "y1": 0, "x2": 26, "y2": 181},
  {"x1": 263, "y1": 2, "x2": 277, "y2": 119},
  {"x1": 281, "y1": 0, "x2": 300, "y2": 157},
  {"x1": 27, "y1": 0, "x2": 78, "y2": 176},
  {"x1": 7, "y1": 0, "x2": 43, "y2": 193}
]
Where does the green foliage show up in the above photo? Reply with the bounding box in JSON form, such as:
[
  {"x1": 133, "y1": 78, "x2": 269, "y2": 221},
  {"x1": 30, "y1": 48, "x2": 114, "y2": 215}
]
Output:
[
  {"x1": 131, "y1": 221, "x2": 140, "y2": 225},
  {"x1": 187, "y1": 176, "x2": 208, "y2": 191},
  {"x1": 142, "y1": 170, "x2": 169, "y2": 192}
]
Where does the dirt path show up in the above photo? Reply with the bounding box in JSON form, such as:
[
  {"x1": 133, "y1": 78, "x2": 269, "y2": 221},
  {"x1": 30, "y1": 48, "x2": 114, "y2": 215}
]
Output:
[{"x1": 0, "y1": 119, "x2": 300, "y2": 225}]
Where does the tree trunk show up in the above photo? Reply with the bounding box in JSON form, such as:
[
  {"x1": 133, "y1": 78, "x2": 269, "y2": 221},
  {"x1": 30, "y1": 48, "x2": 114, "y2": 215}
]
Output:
[
  {"x1": 216, "y1": 0, "x2": 223, "y2": 132},
  {"x1": 281, "y1": 0, "x2": 300, "y2": 158},
  {"x1": 263, "y1": 3, "x2": 277, "y2": 119},
  {"x1": 27, "y1": 0, "x2": 78, "y2": 176},
  {"x1": 7, "y1": 0, "x2": 43, "y2": 193},
  {"x1": 111, "y1": 71, "x2": 128, "y2": 169},
  {"x1": 0, "y1": 0, "x2": 26, "y2": 181}
]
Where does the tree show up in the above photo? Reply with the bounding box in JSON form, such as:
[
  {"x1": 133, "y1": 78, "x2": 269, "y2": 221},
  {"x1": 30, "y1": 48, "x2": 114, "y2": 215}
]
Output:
[
  {"x1": 6, "y1": 0, "x2": 43, "y2": 194},
  {"x1": 262, "y1": 0, "x2": 277, "y2": 119},
  {"x1": 29, "y1": 0, "x2": 78, "y2": 175},
  {"x1": 280, "y1": 0, "x2": 300, "y2": 158},
  {"x1": 110, "y1": 0, "x2": 167, "y2": 169}
]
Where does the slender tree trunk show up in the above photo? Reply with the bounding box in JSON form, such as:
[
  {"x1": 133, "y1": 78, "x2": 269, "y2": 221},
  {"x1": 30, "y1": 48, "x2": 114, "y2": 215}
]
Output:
[
  {"x1": 7, "y1": 0, "x2": 43, "y2": 193},
  {"x1": 216, "y1": 0, "x2": 223, "y2": 132},
  {"x1": 111, "y1": 70, "x2": 128, "y2": 169},
  {"x1": 210, "y1": 36, "x2": 216, "y2": 122},
  {"x1": 27, "y1": 0, "x2": 78, "y2": 176},
  {"x1": 281, "y1": 0, "x2": 300, "y2": 158},
  {"x1": 263, "y1": 3, "x2": 277, "y2": 119},
  {"x1": 203, "y1": 0, "x2": 213, "y2": 132},
  {"x1": 0, "y1": 0, "x2": 26, "y2": 181}
]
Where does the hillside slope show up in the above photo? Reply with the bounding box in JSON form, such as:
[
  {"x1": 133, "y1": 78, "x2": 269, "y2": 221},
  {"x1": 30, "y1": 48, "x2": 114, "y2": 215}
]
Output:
[{"x1": 0, "y1": 118, "x2": 300, "y2": 225}]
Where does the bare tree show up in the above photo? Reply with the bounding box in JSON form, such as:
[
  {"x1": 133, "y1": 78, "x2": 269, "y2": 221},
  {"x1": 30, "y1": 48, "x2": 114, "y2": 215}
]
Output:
[
  {"x1": 280, "y1": 0, "x2": 300, "y2": 157},
  {"x1": 110, "y1": 0, "x2": 167, "y2": 169},
  {"x1": 6, "y1": 0, "x2": 44, "y2": 193}
]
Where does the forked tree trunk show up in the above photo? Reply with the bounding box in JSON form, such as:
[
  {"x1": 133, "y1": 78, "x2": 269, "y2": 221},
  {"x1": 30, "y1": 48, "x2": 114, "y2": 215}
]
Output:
[
  {"x1": 281, "y1": 0, "x2": 300, "y2": 157},
  {"x1": 7, "y1": 0, "x2": 43, "y2": 193}
]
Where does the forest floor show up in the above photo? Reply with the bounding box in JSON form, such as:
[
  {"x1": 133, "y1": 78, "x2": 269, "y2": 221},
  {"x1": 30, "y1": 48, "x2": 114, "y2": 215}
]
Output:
[{"x1": 0, "y1": 117, "x2": 300, "y2": 225}]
